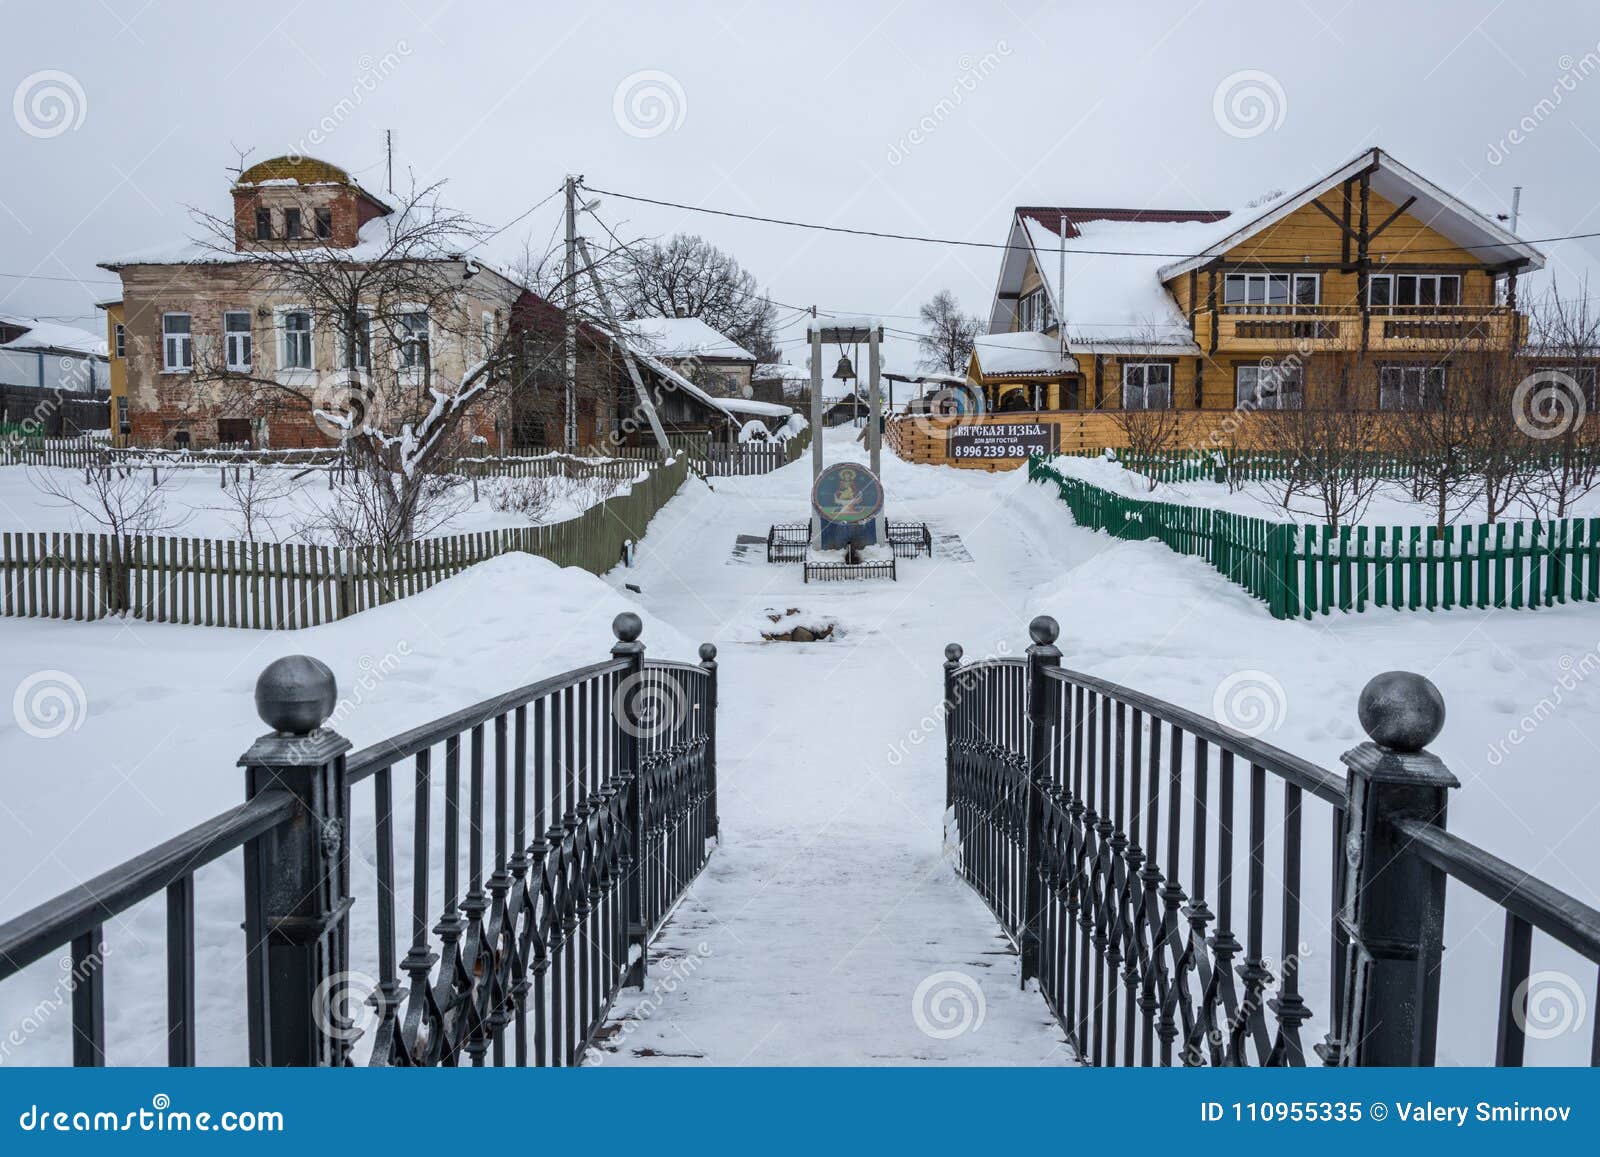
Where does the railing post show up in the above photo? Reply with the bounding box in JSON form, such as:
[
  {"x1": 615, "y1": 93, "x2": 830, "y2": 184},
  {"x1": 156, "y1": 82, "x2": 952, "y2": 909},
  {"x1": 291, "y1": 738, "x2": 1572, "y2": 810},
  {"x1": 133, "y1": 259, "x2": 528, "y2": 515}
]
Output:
[
  {"x1": 699, "y1": 642, "x2": 719, "y2": 840},
  {"x1": 1331, "y1": 671, "x2": 1456, "y2": 1066},
  {"x1": 237, "y1": 655, "x2": 352, "y2": 1066},
  {"x1": 611, "y1": 612, "x2": 649, "y2": 988},
  {"x1": 1021, "y1": 615, "x2": 1061, "y2": 986},
  {"x1": 943, "y1": 643, "x2": 963, "y2": 812}
]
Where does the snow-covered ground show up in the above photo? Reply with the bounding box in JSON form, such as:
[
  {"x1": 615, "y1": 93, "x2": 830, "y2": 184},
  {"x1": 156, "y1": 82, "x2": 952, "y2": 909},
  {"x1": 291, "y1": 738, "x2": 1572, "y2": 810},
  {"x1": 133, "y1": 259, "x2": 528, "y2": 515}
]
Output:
[
  {"x1": 0, "y1": 463, "x2": 639, "y2": 541},
  {"x1": 1, "y1": 425, "x2": 1597, "y2": 1065},
  {"x1": 1052, "y1": 452, "x2": 1600, "y2": 527}
]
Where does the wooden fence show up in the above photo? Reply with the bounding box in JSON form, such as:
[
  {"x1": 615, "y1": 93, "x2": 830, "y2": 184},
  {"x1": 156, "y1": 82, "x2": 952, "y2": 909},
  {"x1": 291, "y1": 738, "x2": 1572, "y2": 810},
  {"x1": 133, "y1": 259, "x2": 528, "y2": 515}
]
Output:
[
  {"x1": 1027, "y1": 456, "x2": 1600, "y2": 620},
  {"x1": 0, "y1": 456, "x2": 689, "y2": 630},
  {"x1": 703, "y1": 430, "x2": 810, "y2": 476},
  {"x1": 1077, "y1": 445, "x2": 1600, "y2": 488}
]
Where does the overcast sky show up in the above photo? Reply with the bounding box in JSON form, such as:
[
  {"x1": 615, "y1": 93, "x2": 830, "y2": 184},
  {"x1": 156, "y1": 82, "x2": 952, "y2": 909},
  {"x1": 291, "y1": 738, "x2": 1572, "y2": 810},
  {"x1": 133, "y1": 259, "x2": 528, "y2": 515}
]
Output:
[{"x1": 4, "y1": 0, "x2": 1600, "y2": 371}]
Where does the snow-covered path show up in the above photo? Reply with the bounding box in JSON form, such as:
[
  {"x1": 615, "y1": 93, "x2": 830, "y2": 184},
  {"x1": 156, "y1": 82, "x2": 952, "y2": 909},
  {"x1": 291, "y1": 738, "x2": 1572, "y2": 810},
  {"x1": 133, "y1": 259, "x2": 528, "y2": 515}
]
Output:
[{"x1": 594, "y1": 430, "x2": 1078, "y2": 1064}]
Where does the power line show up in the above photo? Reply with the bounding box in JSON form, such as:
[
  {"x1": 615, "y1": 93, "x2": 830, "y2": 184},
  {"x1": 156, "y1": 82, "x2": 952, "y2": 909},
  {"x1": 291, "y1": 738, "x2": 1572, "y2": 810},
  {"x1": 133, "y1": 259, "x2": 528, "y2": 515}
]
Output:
[{"x1": 581, "y1": 181, "x2": 1600, "y2": 261}]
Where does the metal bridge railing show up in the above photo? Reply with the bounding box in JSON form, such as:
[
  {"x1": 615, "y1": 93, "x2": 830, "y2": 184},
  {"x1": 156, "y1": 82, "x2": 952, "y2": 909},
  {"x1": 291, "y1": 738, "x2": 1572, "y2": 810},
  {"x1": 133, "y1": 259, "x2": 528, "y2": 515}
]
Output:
[
  {"x1": 943, "y1": 617, "x2": 1600, "y2": 1067},
  {"x1": 0, "y1": 614, "x2": 718, "y2": 1067}
]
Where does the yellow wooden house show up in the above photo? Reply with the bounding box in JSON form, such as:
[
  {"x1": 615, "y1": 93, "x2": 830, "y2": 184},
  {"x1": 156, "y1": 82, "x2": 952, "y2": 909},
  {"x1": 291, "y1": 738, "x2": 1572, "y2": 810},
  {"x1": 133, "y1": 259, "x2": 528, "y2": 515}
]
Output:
[{"x1": 894, "y1": 148, "x2": 1546, "y2": 467}]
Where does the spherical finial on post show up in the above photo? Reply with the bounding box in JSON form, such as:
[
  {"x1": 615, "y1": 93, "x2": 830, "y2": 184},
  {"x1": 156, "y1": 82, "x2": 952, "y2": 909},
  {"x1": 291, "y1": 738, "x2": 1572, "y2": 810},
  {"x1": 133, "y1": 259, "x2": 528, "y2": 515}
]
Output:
[
  {"x1": 945, "y1": 643, "x2": 964, "y2": 665},
  {"x1": 612, "y1": 612, "x2": 643, "y2": 644},
  {"x1": 255, "y1": 655, "x2": 338, "y2": 736},
  {"x1": 699, "y1": 642, "x2": 718, "y2": 663},
  {"x1": 1028, "y1": 615, "x2": 1059, "y2": 647},
  {"x1": 1357, "y1": 671, "x2": 1445, "y2": 753}
]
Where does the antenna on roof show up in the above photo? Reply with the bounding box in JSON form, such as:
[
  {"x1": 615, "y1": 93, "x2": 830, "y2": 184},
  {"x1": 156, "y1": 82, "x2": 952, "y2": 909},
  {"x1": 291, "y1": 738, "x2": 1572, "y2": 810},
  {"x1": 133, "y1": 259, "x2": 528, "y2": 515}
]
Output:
[
  {"x1": 1510, "y1": 186, "x2": 1522, "y2": 235},
  {"x1": 385, "y1": 129, "x2": 393, "y2": 195}
]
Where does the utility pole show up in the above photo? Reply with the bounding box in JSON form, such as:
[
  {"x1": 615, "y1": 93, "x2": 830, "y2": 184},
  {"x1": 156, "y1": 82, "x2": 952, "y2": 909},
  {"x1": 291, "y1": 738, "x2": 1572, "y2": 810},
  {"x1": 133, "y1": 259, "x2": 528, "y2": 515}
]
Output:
[
  {"x1": 385, "y1": 130, "x2": 393, "y2": 195},
  {"x1": 563, "y1": 174, "x2": 580, "y2": 451}
]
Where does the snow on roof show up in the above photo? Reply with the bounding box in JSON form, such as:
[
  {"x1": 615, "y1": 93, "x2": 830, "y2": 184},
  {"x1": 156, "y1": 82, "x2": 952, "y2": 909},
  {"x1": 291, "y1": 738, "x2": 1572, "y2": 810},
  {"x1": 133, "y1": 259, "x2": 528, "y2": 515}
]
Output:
[
  {"x1": 623, "y1": 316, "x2": 755, "y2": 362},
  {"x1": 1156, "y1": 147, "x2": 1546, "y2": 281},
  {"x1": 972, "y1": 331, "x2": 1079, "y2": 377},
  {"x1": 98, "y1": 216, "x2": 521, "y2": 292},
  {"x1": 753, "y1": 362, "x2": 811, "y2": 381},
  {"x1": 1018, "y1": 214, "x2": 1216, "y2": 353},
  {"x1": 0, "y1": 315, "x2": 108, "y2": 358},
  {"x1": 806, "y1": 315, "x2": 884, "y2": 340},
  {"x1": 618, "y1": 337, "x2": 737, "y2": 422},
  {"x1": 719, "y1": 397, "x2": 793, "y2": 419}
]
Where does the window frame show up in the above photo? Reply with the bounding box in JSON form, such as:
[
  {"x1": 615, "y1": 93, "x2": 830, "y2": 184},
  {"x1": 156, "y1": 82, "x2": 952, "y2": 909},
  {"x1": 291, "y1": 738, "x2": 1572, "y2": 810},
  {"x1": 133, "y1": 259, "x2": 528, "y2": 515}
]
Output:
[
  {"x1": 335, "y1": 309, "x2": 373, "y2": 371},
  {"x1": 254, "y1": 207, "x2": 273, "y2": 240},
  {"x1": 397, "y1": 309, "x2": 431, "y2": 379},
  {"x1": 1121, "y1": 361, "x2": 1173, "y2": 410},
  {"x1": 223, "y1": 310, "x2": 253, "y2": 373},
  {"x1": 1017, "y1": 286, "x2": 1052, "y2": 333},
  {"x1": 314, "y1": 207, "x2": 333, "y2": 239},
  {"x1": 1368, "y1": 273, "x2": 1462, "y2": 314},
  {"x1": 277, "y1": 307, "x2": 315, "y2": 375},
  {"x1": 1378, "y1": 363, "x2": 1448, "y2": 411},
  {"x1": 1223, "y1": 271, "x2": 1321, "y2": 313},
  {"x1": 1235, "y1": 362, "x2": 1304, "y2": 410},
  {"x1": 161, "y1": 312, "x2": 193, "y2": 373},
  {"x1": 112, "y1": 323, "x2": 126, "y2": 359},
  {"x1": 283, "y1": 207, "x2": 303, "y2": 240}
]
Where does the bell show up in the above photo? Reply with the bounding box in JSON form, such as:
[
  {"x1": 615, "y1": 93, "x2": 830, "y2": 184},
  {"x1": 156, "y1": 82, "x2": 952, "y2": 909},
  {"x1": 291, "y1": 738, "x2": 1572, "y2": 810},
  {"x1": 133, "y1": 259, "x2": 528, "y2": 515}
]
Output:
[{"x1": 833, "y1": 354, "x2": 856, "y2": 381}]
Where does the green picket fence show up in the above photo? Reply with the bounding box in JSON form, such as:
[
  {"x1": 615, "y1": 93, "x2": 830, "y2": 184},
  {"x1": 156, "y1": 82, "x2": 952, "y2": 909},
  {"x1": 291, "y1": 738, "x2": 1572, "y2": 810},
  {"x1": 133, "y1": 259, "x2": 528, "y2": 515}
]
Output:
[
  {"x1": 1072, "y1": 445, "x2": 1600, "y2": 488},
  {"x1": 1027, "y1": 456, "x2": 1600, "y2": 620}
]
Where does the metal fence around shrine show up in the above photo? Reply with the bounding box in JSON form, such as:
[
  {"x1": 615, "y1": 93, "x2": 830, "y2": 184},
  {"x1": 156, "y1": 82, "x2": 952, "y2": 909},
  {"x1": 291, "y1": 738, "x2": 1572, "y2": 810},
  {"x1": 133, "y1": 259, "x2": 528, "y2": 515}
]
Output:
[
  {"x1": 0, "y1": 614, "x2": 718, "y2": 1067},
  {"x1": 942, "y1": 618, "x2": 1600, "y2": 1066}
]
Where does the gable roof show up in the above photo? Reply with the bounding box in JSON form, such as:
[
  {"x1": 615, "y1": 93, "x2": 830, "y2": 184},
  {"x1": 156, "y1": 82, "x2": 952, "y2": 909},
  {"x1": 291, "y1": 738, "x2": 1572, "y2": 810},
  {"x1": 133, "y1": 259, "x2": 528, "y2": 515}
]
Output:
[
  {"x1": 0, "y1": 315, "x2": 108, "y2": 358},
  {"x1": 1156, "y1": 147, "x2": 1545, "y2": 280}
]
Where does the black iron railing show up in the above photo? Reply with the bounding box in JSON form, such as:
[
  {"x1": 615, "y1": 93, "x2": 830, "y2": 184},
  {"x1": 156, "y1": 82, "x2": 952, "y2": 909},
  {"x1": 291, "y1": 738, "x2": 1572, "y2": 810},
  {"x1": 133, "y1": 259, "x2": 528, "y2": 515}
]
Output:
[
  {"x1": 767, "y1": 522, "x2": 809, "y2": 563},
  {"x1": 885, "y1": 520, "x2": 933, "y2": 559},
  {"x1": 943, "y1": 618, "x2": 1600, "y2": 1066},
  {"x1": 0, "y1": 614, "x2": 717, "y2": 1067}
]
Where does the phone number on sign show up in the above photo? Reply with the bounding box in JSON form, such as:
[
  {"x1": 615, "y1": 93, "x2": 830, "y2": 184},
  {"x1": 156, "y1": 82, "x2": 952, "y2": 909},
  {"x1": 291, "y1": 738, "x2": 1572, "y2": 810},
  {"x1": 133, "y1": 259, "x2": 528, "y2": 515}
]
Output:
[{"x1": 1200, "y1": 1102, "x2": 1365, "y2": 1124}]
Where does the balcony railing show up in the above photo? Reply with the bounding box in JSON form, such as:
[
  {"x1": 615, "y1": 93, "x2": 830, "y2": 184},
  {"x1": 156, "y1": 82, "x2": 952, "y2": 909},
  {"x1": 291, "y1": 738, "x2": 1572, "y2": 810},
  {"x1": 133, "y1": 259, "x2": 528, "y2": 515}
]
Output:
[{"x1": 1209, "y1": 304, "x2": 1517, "y2": 350}]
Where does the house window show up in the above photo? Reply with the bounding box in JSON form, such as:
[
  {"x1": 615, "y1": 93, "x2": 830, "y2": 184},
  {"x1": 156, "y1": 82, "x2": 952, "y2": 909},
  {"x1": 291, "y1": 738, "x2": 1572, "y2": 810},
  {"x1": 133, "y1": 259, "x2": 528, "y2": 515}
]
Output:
[
  {"x1": 254, "y1": 208, "x2": 272, "y2": 240},
  {"x1": 1223, "y1": 272, "x2": 1320, "y2": 312},
  {"x1": 1017, "y1": 287, "x2": 1053, "y2": 332},
  {"x1": 399, "y1": 310, "x2": 430, "y2": 375},
  {"x1": 1379, "y1": 364, "x2": 1447, "y2": 411},
  {"x1": 336, "y1": 310, "x2": 372, "y2": 370},
  {"x1": 112, "y1": 323, "x2": 125, "y2": 359},
  {"x1": 1368, "y1": 273, "x2": 1461, "y2": 313},
  {"x1": 1121, "y1": 362, "x2": 1172, "y2": 410},
  {"x1": 224, "y1": 311, "x2": 252, "y2": 372},
  {"x1": 162, "y1": 313, "x2": 192, "y2": 372},
  {"x1": 284, "y1": 208, "x2": 303, "y2": 240},
  {"x1": 314, "y1": 208, "x2": 333, "y2": 239},
  {"x1": 481, "y1": 311, "x2": 496, "y2": 359},
  {"x1": 1530, "y1": 364, "x2": 1599, "y2": 409},
  {"x1": 1235, "y1": 363, "x2": 1303, "y2": 410},
  {"x1": 281, "y1": 310, "x2": 313, "y2": 370}
]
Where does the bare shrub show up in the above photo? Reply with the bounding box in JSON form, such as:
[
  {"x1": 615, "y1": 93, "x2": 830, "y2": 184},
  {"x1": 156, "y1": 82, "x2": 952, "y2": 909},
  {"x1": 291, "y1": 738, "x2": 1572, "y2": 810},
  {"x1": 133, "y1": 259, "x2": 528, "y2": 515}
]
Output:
[
  {"x1": 487, "y1": 475, "x2": 557, "y2": 522},
  {"x1": 213, "y1": 467, "x2": 295, "y2": 543},
  {"x1": 30, "y1": 464, "x2": 190, "y2": 537},
  {"x1": 304, "y1": 460, "x2": 467, "y2": 548}
]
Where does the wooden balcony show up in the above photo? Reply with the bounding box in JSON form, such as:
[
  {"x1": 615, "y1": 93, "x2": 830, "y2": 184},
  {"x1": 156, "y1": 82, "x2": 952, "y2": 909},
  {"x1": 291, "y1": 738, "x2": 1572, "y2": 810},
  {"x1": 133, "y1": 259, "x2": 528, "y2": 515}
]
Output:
[{"x1": 1200, "y1": 304, "x2": 1521, "y2": 354}]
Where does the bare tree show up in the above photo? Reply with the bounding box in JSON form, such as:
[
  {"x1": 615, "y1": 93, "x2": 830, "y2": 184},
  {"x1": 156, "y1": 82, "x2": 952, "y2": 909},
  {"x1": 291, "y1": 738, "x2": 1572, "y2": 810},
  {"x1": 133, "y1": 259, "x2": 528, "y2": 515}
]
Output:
[
  {"x1": 1257, "y1": 353, "x2": 1384, "y2": 527},
  {"x1": 191, "y1": 180, "x2": 519, "y2": 541},
  {"x1": 213, "y1": 466, "x2": 294, "y2": 543},
  {"x1": 31, "y1": 463, "x2": 190, "y2": 537},
  {"x1": 1465, "y1": 351, "x2": 1537, "y2": 524},
  {"x1": 618, "y1": 233, "x2": 779, "y2": 360},
  {"x1": 1523, "y1": 278, "x2": 1600, "y2": 517},
  {"x1": 1387, "y1": 342, "x2": 1484, "y2": 532},
  {"x1": 917, "y1": 290, "x2": 982, "y2": 375}
]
